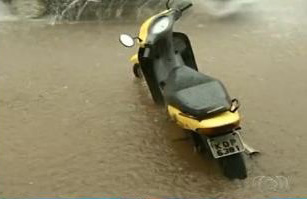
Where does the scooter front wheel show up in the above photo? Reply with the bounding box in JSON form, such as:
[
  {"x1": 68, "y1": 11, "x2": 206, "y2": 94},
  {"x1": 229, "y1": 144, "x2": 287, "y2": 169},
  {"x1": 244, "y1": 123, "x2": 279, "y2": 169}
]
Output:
[
  {"x1": 133, "y1": 64, "x2": 142, "y2": 78},
  {"x1": 218, "y1": 153, "x2": 247, "y2": 179}
]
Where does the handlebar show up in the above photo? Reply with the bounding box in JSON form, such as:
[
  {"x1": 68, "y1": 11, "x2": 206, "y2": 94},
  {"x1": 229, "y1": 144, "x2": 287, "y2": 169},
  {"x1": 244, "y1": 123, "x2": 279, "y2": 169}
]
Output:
[
  {"x1": 180, "y1": 3, "x2": 193, "y2": 13},
  {"x1": 173, "y1": 2, "x2": 193, "y2": 21}
]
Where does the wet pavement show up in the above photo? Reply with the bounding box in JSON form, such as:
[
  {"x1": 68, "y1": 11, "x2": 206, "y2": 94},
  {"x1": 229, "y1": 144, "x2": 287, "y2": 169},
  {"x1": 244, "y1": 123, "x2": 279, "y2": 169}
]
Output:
[{"x1": 0, "y1": 0, "x2": 307, "y2": 198}]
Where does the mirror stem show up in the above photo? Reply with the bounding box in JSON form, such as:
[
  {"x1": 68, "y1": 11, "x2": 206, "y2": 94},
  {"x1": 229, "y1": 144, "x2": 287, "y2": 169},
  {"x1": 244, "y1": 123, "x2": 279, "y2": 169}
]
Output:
[
  {"x1": 166, "y1": 0, "x2": 170, "y2": 9},
  {"x1": 134, "y1": 37, "x2": 143, "y2": 42}
]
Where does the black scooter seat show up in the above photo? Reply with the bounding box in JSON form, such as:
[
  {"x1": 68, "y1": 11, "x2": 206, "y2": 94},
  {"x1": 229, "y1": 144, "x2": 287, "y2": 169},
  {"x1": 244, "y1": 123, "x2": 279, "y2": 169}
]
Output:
[{"x1": 164, "y1": 67, "x2": 231, "y2": 118}]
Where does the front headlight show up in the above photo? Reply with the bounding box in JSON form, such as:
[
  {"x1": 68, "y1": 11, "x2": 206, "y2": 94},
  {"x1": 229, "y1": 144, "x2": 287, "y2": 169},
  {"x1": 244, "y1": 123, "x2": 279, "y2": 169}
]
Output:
[{"x1": 151, "y1": 17, "x2": 170, "y2": 34}]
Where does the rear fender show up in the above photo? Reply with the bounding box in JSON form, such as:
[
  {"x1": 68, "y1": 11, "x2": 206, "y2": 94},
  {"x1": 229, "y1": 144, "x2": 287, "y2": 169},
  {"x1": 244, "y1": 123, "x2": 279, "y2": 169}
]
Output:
[{"x1": 167, "y1": 105, "x2": 241, "y2": 135}]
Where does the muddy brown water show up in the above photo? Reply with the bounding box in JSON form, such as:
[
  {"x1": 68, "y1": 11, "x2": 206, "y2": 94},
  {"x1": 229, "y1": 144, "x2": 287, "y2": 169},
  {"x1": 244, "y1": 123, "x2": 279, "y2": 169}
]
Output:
[{"x1": 0, "y1": 0, "x2": 307, "y2": 198}]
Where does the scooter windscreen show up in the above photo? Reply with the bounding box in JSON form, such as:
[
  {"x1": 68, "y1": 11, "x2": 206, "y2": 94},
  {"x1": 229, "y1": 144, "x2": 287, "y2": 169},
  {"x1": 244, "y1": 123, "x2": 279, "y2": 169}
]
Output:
[
  {"x1": 141, "y1": 1, "x2": 192, "y2": 45},
  {"x1": 154, "y1": 0, "x2": 193, "y2": 31},
  {"x1": 145, "y1": 14, "x2": 175, "y2": 45},
  {"x1": 151, "y1": 16, "x2": 170, "y2": 34}
]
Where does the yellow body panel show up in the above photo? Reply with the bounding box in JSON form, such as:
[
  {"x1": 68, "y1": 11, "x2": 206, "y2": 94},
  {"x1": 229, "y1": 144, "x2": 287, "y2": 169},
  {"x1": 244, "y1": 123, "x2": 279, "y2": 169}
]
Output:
[
  {"x1": 167, "y1": 105, "x2": 241, "y2": 134},
  {"x1": 139, "y1": 16, "x2": 155, "y2": 46},
  {"x1": 130, "y1": 54, "x2": 139, "y2": 64}
]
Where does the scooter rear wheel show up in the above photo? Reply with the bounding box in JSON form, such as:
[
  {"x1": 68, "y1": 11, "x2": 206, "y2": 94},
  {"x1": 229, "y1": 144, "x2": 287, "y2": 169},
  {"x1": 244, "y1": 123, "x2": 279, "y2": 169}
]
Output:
[
  {"x1": 218, "y1": 153, "x2": 247, "y2": 179},
  {"x1": 190, "y1": 132, "x2": 247, "y2": 179}
]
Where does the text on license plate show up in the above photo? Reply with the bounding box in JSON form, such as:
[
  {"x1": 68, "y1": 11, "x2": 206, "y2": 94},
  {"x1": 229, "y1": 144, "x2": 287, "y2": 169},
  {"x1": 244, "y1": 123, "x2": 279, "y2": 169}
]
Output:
[{"x1": 207, "y1": 132, "x2": 245, "y2": 158}]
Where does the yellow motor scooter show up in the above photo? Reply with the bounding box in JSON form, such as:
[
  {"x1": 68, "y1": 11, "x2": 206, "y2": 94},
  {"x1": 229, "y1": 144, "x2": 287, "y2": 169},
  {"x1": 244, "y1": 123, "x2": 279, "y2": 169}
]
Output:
[{"x1": 119, "y1": 0, "x2": 250, "y2": 179}]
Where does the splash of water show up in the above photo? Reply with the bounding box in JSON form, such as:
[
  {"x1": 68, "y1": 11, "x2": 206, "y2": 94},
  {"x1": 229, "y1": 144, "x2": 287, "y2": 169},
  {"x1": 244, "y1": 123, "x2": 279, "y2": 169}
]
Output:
[
  {"x1": 0, "y1": 1, "x2": 17, "y2": 21},
  {"x1": 53, "y1": 0, "x2": 166, "y2": 21},
  {"x1": 198, "y1": 0, "x2": 255, "y2": 17},
  {"x1": 1, "y1": 0, "x2": 254, "y2": 22},
  {"x1": 1, "y1": 0, "x2": 166, "y2": 22}
]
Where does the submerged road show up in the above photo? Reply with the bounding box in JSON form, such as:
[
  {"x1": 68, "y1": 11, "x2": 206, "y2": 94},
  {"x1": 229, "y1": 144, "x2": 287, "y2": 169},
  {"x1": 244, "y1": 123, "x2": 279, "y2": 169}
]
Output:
[{"x1": 0, "y1": 0, "x2": 306, "y2": 198}]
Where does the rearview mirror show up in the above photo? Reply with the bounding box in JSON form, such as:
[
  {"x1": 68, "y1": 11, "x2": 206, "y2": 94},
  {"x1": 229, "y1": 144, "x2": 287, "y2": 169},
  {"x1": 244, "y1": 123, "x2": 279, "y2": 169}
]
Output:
[{"x1": 119, "y1": 34, "x2": 135, "y2": 48}]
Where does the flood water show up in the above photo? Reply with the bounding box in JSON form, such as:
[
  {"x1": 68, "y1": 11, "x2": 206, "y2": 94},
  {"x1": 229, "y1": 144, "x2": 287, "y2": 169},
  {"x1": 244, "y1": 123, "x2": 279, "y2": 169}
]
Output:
[{"x1": 0, "y1": 0, "x2": 307, "y2": 198}]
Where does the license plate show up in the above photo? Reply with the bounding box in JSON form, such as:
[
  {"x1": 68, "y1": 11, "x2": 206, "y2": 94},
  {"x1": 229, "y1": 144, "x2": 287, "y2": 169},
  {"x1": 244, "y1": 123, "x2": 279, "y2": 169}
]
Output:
[{"x1": 207, "y1": 132, "x2": 245, "y2": 159}]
